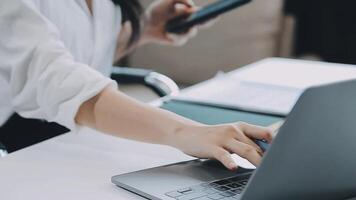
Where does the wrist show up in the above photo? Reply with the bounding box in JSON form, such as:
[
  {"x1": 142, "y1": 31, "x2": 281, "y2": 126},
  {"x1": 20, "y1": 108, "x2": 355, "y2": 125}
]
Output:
[
  {"x1": 165, "y1": 122, "x2": 189, "y2": 149},
  {"x1": 139, "y1": 11, "x2": 164, "y2": 46},
  {"x1": 137, "y1": 12, "x2": 152, "y2": 45},
  {"x1": 165, "y1": 120, "x2": 203, "y2": 150}
]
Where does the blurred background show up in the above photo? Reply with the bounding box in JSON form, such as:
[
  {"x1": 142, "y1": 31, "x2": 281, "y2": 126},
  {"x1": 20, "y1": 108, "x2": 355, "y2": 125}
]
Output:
[{"x1": 120, "y1": 0, "x2": 356, "y2": 101}]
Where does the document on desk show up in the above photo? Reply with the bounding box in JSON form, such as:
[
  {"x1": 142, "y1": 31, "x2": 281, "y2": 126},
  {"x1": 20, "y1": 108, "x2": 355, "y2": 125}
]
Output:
[{"x1": 173, "y1": 58, "x2": 356, "y2": 116}]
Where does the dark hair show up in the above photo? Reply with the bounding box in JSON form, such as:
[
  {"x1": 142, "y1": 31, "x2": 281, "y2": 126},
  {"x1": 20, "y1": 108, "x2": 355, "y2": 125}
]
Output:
[{"x1": 111, "y1": 0, "x2": 143, "y2": 47}]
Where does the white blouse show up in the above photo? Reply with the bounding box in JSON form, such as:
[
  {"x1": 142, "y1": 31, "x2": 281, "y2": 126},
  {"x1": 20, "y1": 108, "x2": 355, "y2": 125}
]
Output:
[{"x1": 0, "y1": 0, "x2": 122, "y2": 131}]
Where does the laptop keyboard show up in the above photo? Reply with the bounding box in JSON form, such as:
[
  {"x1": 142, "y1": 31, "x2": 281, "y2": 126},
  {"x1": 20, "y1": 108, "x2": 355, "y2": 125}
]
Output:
[{"x1": 165, "y1": 173, "x2": 251, "y2": 200}]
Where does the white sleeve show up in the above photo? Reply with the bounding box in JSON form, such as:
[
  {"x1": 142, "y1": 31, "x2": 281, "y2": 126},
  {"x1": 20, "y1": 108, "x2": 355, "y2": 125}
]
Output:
[{"x1": 0, "y1": 0, "x2": 117, "y2": 131}]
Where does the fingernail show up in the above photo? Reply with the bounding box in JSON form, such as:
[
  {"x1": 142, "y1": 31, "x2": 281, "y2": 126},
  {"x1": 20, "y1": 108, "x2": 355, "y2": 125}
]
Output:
[
  {"x1": 175, "y1": 3, "x2": 187, "y2": 10},
  {"x1": 229, "y1": 162, "x2": 237, "y2": 170}
]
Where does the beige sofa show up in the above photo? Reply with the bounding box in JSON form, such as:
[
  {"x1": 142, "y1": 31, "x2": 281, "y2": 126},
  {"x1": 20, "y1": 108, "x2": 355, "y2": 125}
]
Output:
[{"x1": 128, "y1": 0, "x2": 292, "y2": 85}]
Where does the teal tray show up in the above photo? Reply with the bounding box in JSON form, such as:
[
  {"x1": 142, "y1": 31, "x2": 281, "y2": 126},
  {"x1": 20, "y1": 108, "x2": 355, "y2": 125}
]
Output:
[{"x1": 161, "y1": 101, "x2": 283, "y2": 127}]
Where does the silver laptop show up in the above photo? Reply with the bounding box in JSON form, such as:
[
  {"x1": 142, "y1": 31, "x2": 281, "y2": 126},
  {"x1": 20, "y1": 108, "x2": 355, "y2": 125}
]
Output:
[{"x1": 112, "y1": 80, "x2": 356, "y2": 200}]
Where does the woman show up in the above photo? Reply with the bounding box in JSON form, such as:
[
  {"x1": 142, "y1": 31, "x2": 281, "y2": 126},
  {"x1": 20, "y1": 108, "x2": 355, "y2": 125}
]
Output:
[{"x1": 0, "y1": 0, "x2": 273, "y2": 170}]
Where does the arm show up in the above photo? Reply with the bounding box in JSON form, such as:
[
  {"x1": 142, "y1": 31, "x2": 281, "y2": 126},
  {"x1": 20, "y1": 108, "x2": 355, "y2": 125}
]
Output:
[
  {"x1": 76, "y1": 85, "x2": 198, "y2": 145},
  {"x1": 0, "y1": 0, "x2": 115, "y2": 131},
  {"x1": 76, "y1": 86, "x2": 273, "y2": 170}
]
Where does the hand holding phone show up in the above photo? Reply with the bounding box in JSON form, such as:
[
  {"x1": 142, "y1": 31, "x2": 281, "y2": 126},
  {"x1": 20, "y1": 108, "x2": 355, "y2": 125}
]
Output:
[{"x1": 166, "y1": 0, "x2": 252, "y2": 34}]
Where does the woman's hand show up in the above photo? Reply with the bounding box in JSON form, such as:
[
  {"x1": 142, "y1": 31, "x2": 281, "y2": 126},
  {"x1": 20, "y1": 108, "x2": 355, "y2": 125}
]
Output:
[
  {"x1": 141, "y1": 0, "x2": 206, "y2": 46},
  {"x1": 169, "y1": 122, "x2": 273, "y2": 170}
]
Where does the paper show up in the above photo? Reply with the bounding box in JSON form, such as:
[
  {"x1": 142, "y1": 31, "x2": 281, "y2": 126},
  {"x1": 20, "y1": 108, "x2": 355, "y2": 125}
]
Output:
[
  {"x1": 173, "y1": 58, "x2": 356, "y2": 115},
  {"x1": 174, "y1": 77, "x2": 302, "y2": 115},
  {"x1": 231, "y1": 58, "x2": 356, "y2": 89}
]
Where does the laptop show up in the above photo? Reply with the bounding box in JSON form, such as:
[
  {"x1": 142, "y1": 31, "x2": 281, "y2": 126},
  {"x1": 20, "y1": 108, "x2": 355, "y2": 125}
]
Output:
[{"x1": 112, "y1": 80, "x2": 356, "y2": 200}]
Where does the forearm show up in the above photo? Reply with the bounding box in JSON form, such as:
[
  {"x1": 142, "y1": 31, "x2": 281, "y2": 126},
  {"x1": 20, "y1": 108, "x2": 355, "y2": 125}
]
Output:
[
  {"x1": 76, "y1": 86, "x2": 200, "y2": 145},
  {"x1": 76, "y1": 87, "x2": 274, "y2": 170}
]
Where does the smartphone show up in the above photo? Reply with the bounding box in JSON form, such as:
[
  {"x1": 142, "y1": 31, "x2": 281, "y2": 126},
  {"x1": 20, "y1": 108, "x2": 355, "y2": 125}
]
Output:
[{"x1": 166, "y1": 0, "x2": 252, "y2": 34}]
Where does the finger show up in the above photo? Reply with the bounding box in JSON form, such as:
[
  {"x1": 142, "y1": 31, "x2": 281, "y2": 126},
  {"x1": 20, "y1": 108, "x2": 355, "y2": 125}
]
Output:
[
  {"x1": 212, "y1": 148, "x2": 237, "y2": 171},
  {"x1": 237, "y1": 122, "x2": 273, "y2": 143},
  {"x1": 231, "y1": 126, "x2": 263, "y2": 153},
  {"x1": 164, "y1": 27, "x2": 196, "y2": 46},
  {"x1": 174, "y1": 27, "x2": 197, "y2": 37},
  {"x1": 268, "y1": 120, "x2": 284, "y2": 137},
  {"x1": 166, "y1": 33, "x2": 190, "y2": 46},
  {"x1": 225, "y1": 140, "x2": 263, "y2": 166},
  {"x1": 173, "y1": 3, "x2": 195, "y2": 17},
  {"x1": 187, "y1": 27, "x2": 198, "y2": 38},
  {"x1": 173, "y1": 0, "x2": 195, "y2": 7}
]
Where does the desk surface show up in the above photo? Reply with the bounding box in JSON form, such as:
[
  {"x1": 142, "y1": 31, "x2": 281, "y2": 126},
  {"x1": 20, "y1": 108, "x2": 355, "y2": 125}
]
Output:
[{"x1": 0, "y1": 128, "x2": 193, "y2": 200}]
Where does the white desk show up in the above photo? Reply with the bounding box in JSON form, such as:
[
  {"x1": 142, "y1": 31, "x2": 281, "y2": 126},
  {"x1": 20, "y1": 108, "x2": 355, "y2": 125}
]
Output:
[{"x1": 0, "y1": 128, "x2": 193, "y2": 200}]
